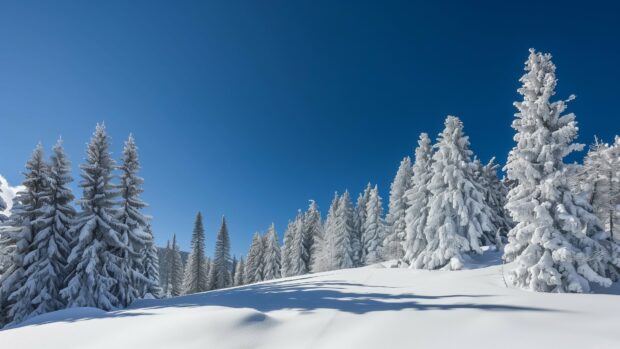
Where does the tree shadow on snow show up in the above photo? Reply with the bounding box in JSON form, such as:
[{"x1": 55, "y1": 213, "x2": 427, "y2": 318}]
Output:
[{"x1": 131, "y1": 276, "x2": 556, "y2": 315}]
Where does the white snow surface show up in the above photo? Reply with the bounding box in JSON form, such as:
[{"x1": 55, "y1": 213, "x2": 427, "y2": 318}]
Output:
[{"x1": 2, "y1": 251, "x2": 620, "y2": 349}]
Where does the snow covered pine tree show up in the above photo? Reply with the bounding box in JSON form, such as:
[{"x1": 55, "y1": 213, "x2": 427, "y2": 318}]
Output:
[
  {"x1": 384, "y1": 157, "x2": 412, "y2": 261},
  {"x1": 182, "y1": 212, "x2": 209, "y2": 294},
  {"x1": 262, "y1": 224, "x2": 282, "y2": 281},
  {"x1": 61, "y1": 124, "x2": 127, "y2": 310},
  {"x1": 504, "y1": 49, "x2": 620, "y2": 292},
  {"x1": 209, "y1": 217, "x2": 232, "y2": 290}
]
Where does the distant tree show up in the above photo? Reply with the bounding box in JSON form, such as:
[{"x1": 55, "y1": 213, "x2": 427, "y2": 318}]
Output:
[
  {"x1": 313, "y1": 193, "x2": 340, "y2": 272},
  {"x1": 289, "y1": 210, "x2": 308, "y2": 276},
  {"x1": 182, "y1": 212, "x2": 209, "y2": 294},
  {"x1": 353, "y1": 184, "x2": 371, "y2": 266},
  {"x1": 245, "y1": 232, "x2": 265, "y2": 284},
  {"x1": 210, "y1": 217, "x2": 232, "y2": 290},
  {"x1": 169, "y1": 234, "x2": 184, "y2": 297},
  {"x1": 281, "y1": 220, "x2": 294, "y2": 277},
  {"x1": 141, "y1": 225, "x2": 161, "y2": 298},
  {"x1": 234, "y1": 257, "x2": 245, "y2": 286},
  {"x1": 334, "y1": 191, "x2": 356, "y2": 269},
  {"x1": 262, "y1": 224, "x2": 281, "y2": 280},
  {"x1": 304, "y1": 200, "x2": 323, "y2": 271},
  {"x1": 403, "y1": 133, "x2": 433, "y2": 267},
  {"x1": 362, "y1": 185, "x2": 386, "y2": 265},
  {"x1": 62, "y1": 124, "x2": 126, "y2": 310},
  {"x1": 384, "y1": 157, "x2": 412, "y2": 260}
]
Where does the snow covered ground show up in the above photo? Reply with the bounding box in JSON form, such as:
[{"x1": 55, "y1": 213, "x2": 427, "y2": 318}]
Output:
[{"x1": 2, "y1": 251, "x2": 620, "y2": 349}]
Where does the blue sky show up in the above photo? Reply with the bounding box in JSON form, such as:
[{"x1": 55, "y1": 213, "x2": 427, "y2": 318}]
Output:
[{"x1": 1, "y1": 0, "x2": 619, "y2": 256}]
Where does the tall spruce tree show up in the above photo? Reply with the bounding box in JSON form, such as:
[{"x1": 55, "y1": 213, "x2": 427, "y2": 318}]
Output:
[
  {"x1": 182, "y1": 212, "x2": 209, "y2": 294},
  {"x1": 362, "y1": 185, "x2": 385, "y2": 265},
  {"x1": 141, "y1": 224, "x2": 161, "y2": 298},
  {"x1": 417, "y1": 116, "x2": 495, "y2": 270},
  {"x1": 313, "y1": 193, "x2": 340, "y2": 272},
  {"x1": 504, "y1": 49, "x2": 620, "y2": 292},
  {"x1": 234, "y1": 257, "x2": 245, "y2": 286},
  {"x1": 289, "y1": 210, "x2": 308, "y2": 276},
  {"x1": 245, "y1": 232, "x2": 265, "y2": 284},
  {"x1": 353, "y1": 184, "x2": 371, "y2": 266},
  {"x1": 403, "y1": 133, "x2": 433, "y2": 267},
  {"x1": 169, "y1": 234, "x2": 184, "y2": 297},
  {"x1": 384, "y1": 157, "x2": 412, "y2": 260},
  {"x1": 0, "y1": 144, "x2": 53, "y2": 324},
  {"x1": 62, "y1": 124, "x2": 126, "y2": 310},
  {"x1": 304, "y1": 200, "x2": 323, "y2": 271},
  {"x1": 263, "y1": 224, "x2": 282, "y2": 280},
  {"x1": 281, "y1": 220, "x2": 294, "y2": 277},
  {"x1": 334, "y1": 191, "x2": 356, "y2": 269},
  {"x1": 210, "y1": 217, "x2": 232, "y2": 290},
  {"x1": 116, "y1": 134, "x2": 151, "y2": 303}
]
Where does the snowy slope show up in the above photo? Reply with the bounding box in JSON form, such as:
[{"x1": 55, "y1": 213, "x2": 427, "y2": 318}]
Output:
[{"x1": 2, "y1": 251, "x2": 620, "y2": 349}]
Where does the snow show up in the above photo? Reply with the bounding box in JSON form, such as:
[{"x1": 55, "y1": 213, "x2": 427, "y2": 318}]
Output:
[
  {"x1": 0, "y1": 174, "x2": 24, "y2": 217},
  {"x1": 2, "y1": 250, "x2": 620, "y2": 348}
]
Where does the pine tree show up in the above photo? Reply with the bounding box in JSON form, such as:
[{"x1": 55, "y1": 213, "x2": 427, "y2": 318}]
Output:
[
  {"x1": 182, "y1": 212, "x2": 209, "y2": 294},
  {"x1": 353, "y1": 184, "x2": 372, "y2": 266},
  {"x1": 313, "y1": 193, "x2": 340, "y2": 272},
  {"x1": 479, "y1": 157, "x2": 513, "y2": 245},
  {"x1": 504, "y1": 49, "x2": 620, "y2": 292},
  {"x1": 281, "y1": 220, "x2": 294, "y2": 277},
  {"x1": 384, "y1": 158, "x2": 412, "y2": 260},
  {"x1": 141, "y1": 225, "x2": 161, "y2": 298},
  {"x1": 234, "y1": 257, "x2": 245, "y2": 286},
  {"x1": 160, "y1": 239, "x2": 171, "y2": 297},
  {"x1": 245, "y1": 232, "x2": 265, "y2": 284},
  {"x1": 62, "y1": 124, "x2": 126, "y2": 310},
  {"x1": 403, "y1": 133, "x2": 433, "y2": 267},
  {"x1": 116, "y1": 134, "x2": 151, "y2": 303},
  {"x1": 334, "y1": 191, "x2": 356, "y2": 269},
  {"x1": 580, "y1": 138, "x2": 620, "y2": 240},
  {"x1": 289, "y1": 210, "x2": 308, "y2": 276},
  {"x1": 210, "y1": 217, "x2": 232, "y2": 290},
  {"x1": 0, "y1": 144, "x2": 53, "y2": 324},
  {"x1": 262, "y1": 223, "x2": 281, "y2": 280},
  {"x1": 416, "y1": 116, "x2": 494, "y2": 270},
  {"x1": 361, "y1": 185, "x2": 385, "y2": 265},
  {"x1": 304, "y1": 200, "x2": 323, "y2": 271},
  {"x1": 169, "y1": 234, "x2": 184, "y2": 297},
  {"x1": 231, "y1": 256, "x2": 238, "y2": 283},
  {"x1": 0, "y1": 186, "x2": 7, "y2": 223}
]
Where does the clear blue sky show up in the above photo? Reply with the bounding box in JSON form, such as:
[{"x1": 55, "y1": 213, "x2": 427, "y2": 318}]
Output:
[{"x1": 1, "y1": 0, "x2": 619, "y2": 256}]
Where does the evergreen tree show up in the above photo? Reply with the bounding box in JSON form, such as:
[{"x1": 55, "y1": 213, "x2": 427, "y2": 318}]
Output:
[
  {"x1": 141, "y1": 224, "x2": 161, "y2": 298},
  {"x1": 116, "y1": 134, "x2": 151, "y2": 303},
  {"x1": 169, "y1": 234, "x2": 184, "y2": 297},
  {"x1": 479, "y1": 158, "x2": 513, "y2": 245},
  {"x1": 0, "y1": 186, "x2": 6, "y2": 223},
  {"x1": 580, "y1": 138, "x2": 620, "y2": 240},
  {"x1": 160, "y1": 239, "x2": 171, "y2": 297},
  {"x1": 304, "y1": 200, "x2": 323, "y2": 271},
  {"x1": 0, "y1": 144, "x2": 53, "y2": 324},
  {"x1": 231, "y1": 256, "x2": 238, "y2": 284},
  {"x1": 210, "y1": 217, "x2": 232, "y2": 290},
  {"x1": 281, "y1": 220, "x2": 294, "y2": 277},
  {"x1": 289, "y1": 210, "x2": 308, "y2": 276},
  {"x1": 403, "y1": 133, "x2": 433, "y2": 267},
  {"x1": 313, "y1": 193, "x2": 340, "y2": 272},
  {"x1": 416, "y1": 116, "x2": 494, "y2": 270},
  {"x1": 334, "y1": 191, "x2": 356, "y2": 269},
  {"x1": 62, "y1": 124, "x2": 126, "y2": 310},
  {"x1": 182, "y1": 212, "x2": 209, "y2": 294},
  {"x1": 384, "y1": 157, "x2": 412, "y2": 260},
  {"x1": 353, "y1": 184, "x2": 372, "y2": 266},
  {"x1": 361, "y1": 185, "x2": 386, "y2": 265},
  {"x1": 504, "y1": 49, "x2": 620, "y2": 292},
  {"x1": 234, "y1": 257, "x2": 245, "y2": 286},
  {"x1": 245, "y1": 232, "x2": 265, "y2": 284},
  {"x1": 263, "y1": 223, "x2": 281, "y2": 280}
]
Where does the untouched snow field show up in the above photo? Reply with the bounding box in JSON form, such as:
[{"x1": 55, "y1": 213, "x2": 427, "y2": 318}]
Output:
[{"x1": 2, "y1": 251, "x2": 620, "y2": 349}]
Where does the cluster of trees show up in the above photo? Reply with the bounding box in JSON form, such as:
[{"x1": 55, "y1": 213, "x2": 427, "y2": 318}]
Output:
[
  {"x1": 0, "y1": 125, "x2": 159, "y2": 326},
  {"x1": 231, "y1": 49, "x2": 620, "y2": 294},
  {"x1": 157, "y1": 213, "x2": 233, "y2": 296}
]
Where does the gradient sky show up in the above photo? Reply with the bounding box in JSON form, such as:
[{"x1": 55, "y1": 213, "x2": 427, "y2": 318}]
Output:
[{"x1": 1, "y1": 0, "x2": 619, "y2": 256}]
